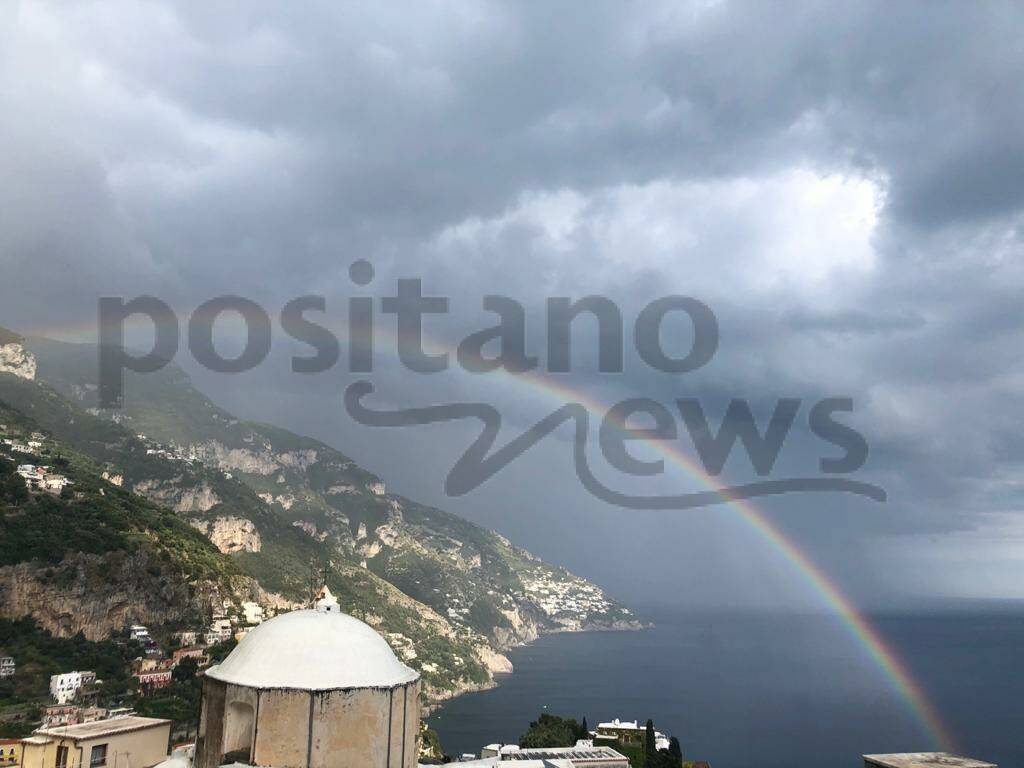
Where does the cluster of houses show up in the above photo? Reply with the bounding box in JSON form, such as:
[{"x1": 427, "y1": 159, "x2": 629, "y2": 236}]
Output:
[
  {"x1": 128, "y1": 624, "x2": 218, "y2": 693},
  {"x1": 0, "y1": 426, "x2": 71, "y2": 495},
  {"x1": 0, "y1": 428, "x2": 44, "y2": 457},
  {"x1": 14, "y1": 465, "x2": 70, "y2": 494},
  {"x1": 124, "y1": 604, "x2": 269, "y2": 695},
  {"x1": 131, "y1": 646, "x2": 211, "y2": 694},
  {"x1": 522, "y1": 574, "x2": 624, "y2": 627},
  {"x1": 41, "y1": 673, "x2": 113, "y2": 729},
  {"x1": 35, "y1": 608, "x2": 272, "y2": 730}
]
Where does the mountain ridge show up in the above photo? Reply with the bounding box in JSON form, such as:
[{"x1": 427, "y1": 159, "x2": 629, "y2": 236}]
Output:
[{"x1": 0, "y1": 329, "x2": 641, "y2": 704}]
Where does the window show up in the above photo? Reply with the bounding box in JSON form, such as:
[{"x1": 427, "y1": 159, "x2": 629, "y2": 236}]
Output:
[
  {"x1": 56, "y1": 745, "x2": 69, "y2": 768},
  {"x1": 90, "y1": 744, "x2": 108, "y2": 768}
]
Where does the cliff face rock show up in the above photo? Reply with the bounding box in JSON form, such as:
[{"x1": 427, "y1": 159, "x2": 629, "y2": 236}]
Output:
[
  {"x1": 191, "y1": 516, "x2": 262, "y2": 553},
  {"x1": 475, "y1": 644, "x2": 513, "y2": 675},
  {"x1": 134, "y1": 478, "x2": 220, "y2": 513},
  {"x1": 0, "y1": 342, "x2": 36, "y2": 381},
  {"x1": 195, "y1": 441, "x2": 280, "y2": 475},
  {"x1": 0, "y1": 552, "x2": 231, "y2": 640},
  {"x1": 493, "y1": 604, "x2": 542, "y2": 649}
]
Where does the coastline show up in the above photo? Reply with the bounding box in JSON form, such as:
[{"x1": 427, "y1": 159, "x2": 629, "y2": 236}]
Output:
[{"x1": 423, "y1": 617, "x2": 649, "y2": 714}]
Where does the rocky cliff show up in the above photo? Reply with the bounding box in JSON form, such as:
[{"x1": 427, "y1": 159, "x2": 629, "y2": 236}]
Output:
[
  {"x1": 0, "y1": 552, "x2": 248, "y2": 641},
  {"x1": 0, "y1": 337, "x2": 36, "y2": 381}
]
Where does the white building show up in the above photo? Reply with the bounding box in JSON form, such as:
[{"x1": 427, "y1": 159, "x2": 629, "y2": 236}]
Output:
[
  {"x1": 174, "y1": 630, "x2": 199, "y2": 647},
  {"x1": 454, "y1": 743, "x2": 629, "y2": 767},
  {"x1": 240, "y1": 601, "x2": 265, "y2": 626},
  {"x1": 14, "y1": 465, "x2": 68, "y2": 494},
  {"x1": 130, "y1": 624, "x2": 151, "y2": 643},
  {"x1": 22, "y1": 716, "x2": 172, "y2": 768},
  {"x1": 49, "y1": 672, "x2": 83, "y2": 705},
  {"x1": 0, "y1": 654, "x2": 14, "y2": 678},
  {"x1": 208, "y1": 616, "x2": 233, "y2": 643},
  {"x1": 41, "y1": 473, "x2": 70, "y2": 493},
  {"x1": 595, "y1": 718, "x2": 670, "y2": 751},
  {"x1": 193, "y1": 587, "x2": 420, "y2": 768},
  {"x1": 16, "y1": 465, "x2": 43, "y2": 488}
]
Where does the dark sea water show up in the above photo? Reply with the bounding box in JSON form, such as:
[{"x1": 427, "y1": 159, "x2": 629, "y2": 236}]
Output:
[{"x1": 427, "y1": 607, "x2": 1024, "y2": 768}]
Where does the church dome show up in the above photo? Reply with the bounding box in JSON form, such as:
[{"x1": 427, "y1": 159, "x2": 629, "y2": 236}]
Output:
[{"x1": 205, "y1": 595, "x2": 418, "y2": 690}]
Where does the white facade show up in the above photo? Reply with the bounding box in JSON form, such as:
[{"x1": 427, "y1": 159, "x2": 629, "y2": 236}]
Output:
[
  {"x1": 174, "y1": 630, "x2": 198, "y2": 646},
  {"x1": 0, "y1": 655, "x2": 14, "y2": 678},
  {"x1": 49, "y1": 672, "x2": 83, "y2": 704},
  {"x1": 208, "y1": 616, "x2": 233, "y2": 642},
  {"x1": 241, "y1": 601, "x2": 265, "y2": 626},
  {"x1": 15, "y1": 464, "x2": 68, "y2": 493}
]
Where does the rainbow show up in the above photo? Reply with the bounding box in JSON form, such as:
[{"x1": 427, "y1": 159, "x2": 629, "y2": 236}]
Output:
[
  {"x1": 17, "y1": 313, "x2": 956, "y2": 750},
  {"x1": 492, "y1": 368, "x2": 957, "y2": 752}
]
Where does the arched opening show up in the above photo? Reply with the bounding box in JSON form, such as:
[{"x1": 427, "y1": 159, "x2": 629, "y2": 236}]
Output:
[{"x1": 222, "y1": 700, "x2": 256, "y2": 764}]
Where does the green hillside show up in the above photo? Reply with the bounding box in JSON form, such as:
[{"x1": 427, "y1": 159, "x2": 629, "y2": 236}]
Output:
[{"x1": 0, "y1": 331, "x2": 639, "y2": 704}]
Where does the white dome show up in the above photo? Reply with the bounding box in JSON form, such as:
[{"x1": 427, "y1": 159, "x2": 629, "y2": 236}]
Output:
[{"x1": 205, "y1": 608, "x2": 419, "y2": 690}]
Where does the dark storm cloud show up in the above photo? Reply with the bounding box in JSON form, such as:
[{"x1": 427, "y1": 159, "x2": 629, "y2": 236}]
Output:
[{"x1": 3, "y1": 0, "x2": 1024, "y2": 601}]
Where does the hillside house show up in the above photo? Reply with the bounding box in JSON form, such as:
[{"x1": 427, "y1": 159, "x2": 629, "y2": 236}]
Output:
[
  {"x1": 49, "y1": 672, "x2": 84, "y2": 705},
  {"x1": 16, "y1": 465, "x2": 69, "y2": 494},
  {"x1": 171, "y1": 646, "x2": 209, "y2": 668},
  {"x1": 135, "y1": 669, "x2": 173, "y2": 692},
  {"x1": 22, "y1": 716, "x2": 172, "y2": 768},
  {"x1": 241, "y1": 601, "x2": 265, "y2": 625},
  {"x1": 40, "y1": 704, "x2": 80, "y2": 728},
  {"x1": 172, "y1": 630, "x2": 198, "y2": 646},
  {"x1": 595, "y1": 719, "x2": 670, "y2": 751},
  {"x1": 207, "y1": 616, "x2": 233, "y2": 643},
  {"x1": 0, "y1": 653, "x2": 14, "y2": 678},
  {"x1": 0, "y1": 739, "x2": 21, "y2": 766},
  {"x1": 42, "y1": 473, "x2": 70, "y2": 493}
]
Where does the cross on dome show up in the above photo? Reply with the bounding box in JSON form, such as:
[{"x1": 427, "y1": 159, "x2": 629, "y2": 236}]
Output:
[{"x1": 315, "y1": 584, "x2": 339, "y2": 612}]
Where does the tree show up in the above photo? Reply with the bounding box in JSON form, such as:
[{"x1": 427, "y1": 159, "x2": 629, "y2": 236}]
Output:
[
  {"x1": 519, "y1": 714, "x2": 588, "y2": 749},
  {"x1": 1, "y1": 472, "x2": 28, "y2": 503},
  {"x1": 581, "y1": 717, "x2": 589, "y2": 739},
  {"x1": 172, "y1": 656, "x2": 199, "y2": 683},
  {"x1": 645, "y1": 720, "x2": 657, "y2": 765},
  {"x1": 669, "y1": 736, "x2": 682, "y2": 763}
]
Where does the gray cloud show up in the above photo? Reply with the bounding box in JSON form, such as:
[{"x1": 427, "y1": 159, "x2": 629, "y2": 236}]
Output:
[{"x1": 2, "y1": 0, "x2": 1024, "y2": 605}]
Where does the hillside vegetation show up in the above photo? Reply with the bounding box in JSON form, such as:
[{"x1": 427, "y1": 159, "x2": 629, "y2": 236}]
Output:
[{"x1": 0, "y1": 331, "x2": 639, "y2": 704}]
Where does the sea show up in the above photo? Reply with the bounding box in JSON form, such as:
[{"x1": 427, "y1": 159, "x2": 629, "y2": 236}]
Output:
[{"x1": 427, "y1": 606, "x2": 1024, "y2": 768}]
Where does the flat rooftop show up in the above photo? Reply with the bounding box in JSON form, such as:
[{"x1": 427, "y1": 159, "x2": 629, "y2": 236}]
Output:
[
  {"x1": 34, "y1": 716, "x2": 171, "y2": 741},
  {"x1": 501, "y1": 746, "x2": 625, "y2": 760},
  {"x1": 864, "y1": 753, "x2": 997, "y2": 768}
]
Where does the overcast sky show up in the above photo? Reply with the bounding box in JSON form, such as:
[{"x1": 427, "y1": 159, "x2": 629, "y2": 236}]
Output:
[{"x1": 3, "y1": 0, "x2": 1024, "y2": 609}]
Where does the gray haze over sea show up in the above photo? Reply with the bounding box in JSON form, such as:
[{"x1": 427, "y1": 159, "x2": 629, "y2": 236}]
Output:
[{"x1": 428, "y1": 605, "x2": 1024, "y2": 768}]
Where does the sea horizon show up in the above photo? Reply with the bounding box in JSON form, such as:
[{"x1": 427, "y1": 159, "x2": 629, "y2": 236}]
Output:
[{"x1": 429, "y1": 602, "x2": 1024, "y2": 768}]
